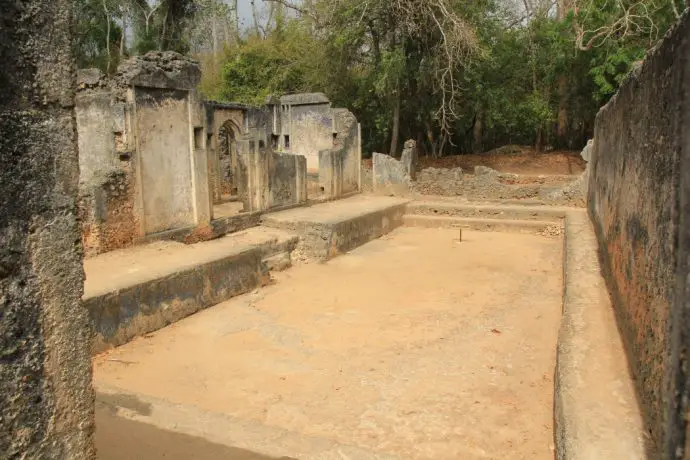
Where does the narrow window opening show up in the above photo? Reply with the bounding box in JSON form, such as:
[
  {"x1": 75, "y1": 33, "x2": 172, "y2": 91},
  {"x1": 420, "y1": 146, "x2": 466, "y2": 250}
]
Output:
[{"x1": 193, "y1": 127, "x2": 204, "y2": 149}]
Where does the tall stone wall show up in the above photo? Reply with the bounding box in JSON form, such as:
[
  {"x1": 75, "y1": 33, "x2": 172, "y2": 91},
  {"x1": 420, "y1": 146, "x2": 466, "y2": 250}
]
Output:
[
  {"x1": 587, "y1": 13, "x2": 690, "y2": 456},
  {"x1": 280, "y1": 94, "x2": 334, "y2": 171},
  {"x1": 318, "y1": 109, "x2": 362, "y2": 199},
  {"x1": 0, "y1": 0, "x2": 95, "y2": 457},
  {"x1": 76, "y1": 52, "x2": 209, "y2": 255}
]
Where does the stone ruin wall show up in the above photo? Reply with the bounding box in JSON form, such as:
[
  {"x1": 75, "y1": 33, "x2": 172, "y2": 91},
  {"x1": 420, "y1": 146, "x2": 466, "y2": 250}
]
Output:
[
  {"x1": 77, "y1": 52, "x2": 208, "y2": 256},
  {"x1": 587, "y1": 13, "x2": 690, "y2": 456},
  {"x1": 234, "y1": 136, "x2": 307, "y2": 213},
  {"x1": 77, "y1": 75, "x2": 363, "y2": 257},
  {"x1": 76, "y1": 69, "x2": 139, "y2": 257},
  {"x1": 319, "y1": 108, "x2": 362, "y2": 198},
  {"x1": 0, "y1": 0, "x2": 95, "y2": 456}
]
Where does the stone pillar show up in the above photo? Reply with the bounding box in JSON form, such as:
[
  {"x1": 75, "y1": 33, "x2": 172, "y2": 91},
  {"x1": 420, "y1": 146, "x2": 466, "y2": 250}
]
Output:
[
  {"x1": 236, "y1": 137, "x2": 270, "y2": 212},
  {"x1": 400, "y1": 139, "x2": 418, "y2": 180},
  {"x1": 319, "y1": 149, "x2": 344, "y2": 199},
  {"x1": 0, "y1": 0, "x2": 95, "y2": 457}
]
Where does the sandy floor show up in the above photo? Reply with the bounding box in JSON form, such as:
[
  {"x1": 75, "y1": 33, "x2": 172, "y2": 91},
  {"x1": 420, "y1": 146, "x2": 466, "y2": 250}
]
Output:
[{"x1": 94, "y1": 228, "x2": 562, "y2": 459}]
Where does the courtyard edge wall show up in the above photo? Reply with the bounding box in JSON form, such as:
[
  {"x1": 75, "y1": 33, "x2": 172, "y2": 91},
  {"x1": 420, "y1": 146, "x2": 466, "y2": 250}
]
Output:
[
  {"x1": 0, "y1": 0, "x2": 95, "y2": 456},
  {"x1": 587, "y1": 12, "x2": 690, "y2": 456}
]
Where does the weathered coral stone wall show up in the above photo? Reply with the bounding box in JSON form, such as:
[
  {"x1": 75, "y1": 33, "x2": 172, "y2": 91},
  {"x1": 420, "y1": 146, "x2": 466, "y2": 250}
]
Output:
[
  {"x1": 0, "y1": 0, "x2": 95, "y2": 456},
  {"x1": 587, "y1": 14, "x2": 690, "y2": 456},
  {"x1": 76, "y1": 73, "x2": 139, "y2": 256},
  {"x1": 77, "y1": 53, "x2": 210, "y2": 255}
]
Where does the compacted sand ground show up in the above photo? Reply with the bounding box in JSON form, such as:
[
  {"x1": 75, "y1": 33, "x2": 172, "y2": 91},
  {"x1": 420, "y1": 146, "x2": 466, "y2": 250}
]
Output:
[{"x1": 94, "y1": 227, "x2": 563, "y2": 459}]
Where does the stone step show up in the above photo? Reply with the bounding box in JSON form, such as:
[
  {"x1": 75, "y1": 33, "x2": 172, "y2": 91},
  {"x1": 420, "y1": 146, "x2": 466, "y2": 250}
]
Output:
[
  {"x1": 262, "y1": 195, "x2": 409, "y2": 262},
  {"x1": 403, "y1": 214, "x2": 558, "y2": 233},
  {"x1": 83, "y1": 227, "x2": 299, "y2": 354},
  {"x1": 406, "y1": 201, "x2": 570, "y2": 222}
]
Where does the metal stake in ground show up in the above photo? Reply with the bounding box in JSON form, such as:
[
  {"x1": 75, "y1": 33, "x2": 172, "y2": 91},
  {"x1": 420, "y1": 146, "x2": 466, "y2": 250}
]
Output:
[{"x1": 451, "y1": 224, "x2": 463, "y2": 243}]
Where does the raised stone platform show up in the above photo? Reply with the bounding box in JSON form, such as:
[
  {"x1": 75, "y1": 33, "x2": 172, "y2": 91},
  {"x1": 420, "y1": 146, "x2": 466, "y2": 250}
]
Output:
[
  {"x1": 555, "y1": 210, "x2": 647, "y2": 458},
  {"x1": 84, "y1": 227, "x2": 299, "y2": 354},
  {"x1": 261, "y1": 195, "x2": 409, "y2": 261}
]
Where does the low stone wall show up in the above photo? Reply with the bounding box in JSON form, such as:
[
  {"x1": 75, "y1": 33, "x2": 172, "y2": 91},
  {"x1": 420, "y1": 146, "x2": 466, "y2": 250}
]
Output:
[
  {"x1": 413, "y1": 166, "x2": 585, "y2": 205},
  {"x1": 555, "y1": 211, "x2": 647, "y2": 459},
  {"x1": 262, "y1": 196, "x2": 408, "y2": 262},
  {"x1": 85, "y1": 234, "x2": 298, "y2": 354},
  {"x1": 368, "y1": 142, "x2": 586, "y2": 206},
  {"x1": 587, "y1": 13, "x2": 690, "y2": 456},
  {"x1": 236, "y1": 138, "x2": 307, "y2": 212}
]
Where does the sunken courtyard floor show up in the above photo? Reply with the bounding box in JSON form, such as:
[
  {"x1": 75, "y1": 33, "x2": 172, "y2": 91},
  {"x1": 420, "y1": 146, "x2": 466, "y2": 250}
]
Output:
[{"x1": 93, "y1": 227, "x2": 562, "y2": 459}]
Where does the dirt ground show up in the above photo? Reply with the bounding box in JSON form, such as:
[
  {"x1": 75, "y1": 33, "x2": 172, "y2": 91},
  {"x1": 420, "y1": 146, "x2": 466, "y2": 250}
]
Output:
[
  {"x1": 95, "y1": 402, "x2": 290, "y2": 460},
  {"x1": 365, "y1": 145, "x2": 586, "y2": 176},
  {"x1": 94, "y1": 227, "x2": 563, "y2": 459}
]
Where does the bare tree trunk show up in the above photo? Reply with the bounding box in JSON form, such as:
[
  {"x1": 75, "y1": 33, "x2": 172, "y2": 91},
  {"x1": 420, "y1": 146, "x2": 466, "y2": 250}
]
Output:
[
  {"x1": 159, "y1": 9, "x2": 168, "y2": 50},
  {"x1": 370, "y1": 23, "x2": 381, "y2": 68},
  {"x1": 556, "y1": 0, "x2": 573, "y2": 148},
  {"x1": 120, "y1": 6, "x2": 127, "y2": 57},
  {"x1": 425, "y1": 121, "x2": 437, "y2": 158},
  {"x1": 251, "y1": 0, "x2": 261, "y2": 37},
  {"x1": 223, "y1": 12, "x2": 232, "y2": 47},
  {"x1": 557, "y1": 76, "x2": 568, "y2": 147},
  {"x1": 232, "y1": 0, "x2": 240, "y2": 41},
  {"x1": 211, "y1": 0, "x2": 219, "y2": 56},
  {"x1": 103, "y1": 0, "x2": 111, "y2": 72},
  {"x1": 473, "y1": 111, "x2": 483, "y2": 153},
  {"x1": 265, "y1": 2, "x2": 276, "y2": 34},
  {"x1": 389, "y1": 91, "x2": 401, "y2": 157}
]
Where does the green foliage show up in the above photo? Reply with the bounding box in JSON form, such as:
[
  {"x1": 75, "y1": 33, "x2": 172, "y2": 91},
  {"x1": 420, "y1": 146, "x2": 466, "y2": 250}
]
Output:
[
  {"x1": 74, "y1": 0, "x2": 198, "y2": 73},
  {"x1": 75, "y1": 0, "x2": 680, "y2": 154},
  {"x1": 216, "y1": 25, "x2": 311, "y2": 104},
  {"x1": 589, "y1": 47, "x2": 644, "y2": 101},
  {"x1": 74, "y1": 0, "x2": 123, "y2": 71}
]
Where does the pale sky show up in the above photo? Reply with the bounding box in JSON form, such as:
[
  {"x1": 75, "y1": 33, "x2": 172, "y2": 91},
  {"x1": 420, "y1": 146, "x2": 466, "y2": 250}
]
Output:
[{"x1": 236, "y1": 0, "x2": 301, "y2": 31}]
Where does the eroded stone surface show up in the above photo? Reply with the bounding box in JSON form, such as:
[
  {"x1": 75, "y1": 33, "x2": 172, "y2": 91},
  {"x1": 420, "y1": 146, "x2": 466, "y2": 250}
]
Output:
[
  {"x1": 0, "y1": 0, "x2": 94, "y2": 456},
  {"x1": 587, "y1": 12, "x2": 690, "y2": 456}
]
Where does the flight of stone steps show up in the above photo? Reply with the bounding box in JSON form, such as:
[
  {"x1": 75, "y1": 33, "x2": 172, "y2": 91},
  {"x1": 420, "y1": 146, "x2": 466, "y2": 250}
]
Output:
[{"x1": 403, "y1": 200, "x2": 570, "y2": 234}]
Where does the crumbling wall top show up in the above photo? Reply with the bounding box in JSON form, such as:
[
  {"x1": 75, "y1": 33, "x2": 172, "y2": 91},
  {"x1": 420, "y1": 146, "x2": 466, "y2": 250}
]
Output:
[
  {"x1": 113, "y1": 51, "x2": 202, "y2": 91},
  {"x1": 280, "y1": 93, "x2": 330, "y2": 106},
  {"x1": 77, "y1": 68, "x2": 107, "y2": 91}
]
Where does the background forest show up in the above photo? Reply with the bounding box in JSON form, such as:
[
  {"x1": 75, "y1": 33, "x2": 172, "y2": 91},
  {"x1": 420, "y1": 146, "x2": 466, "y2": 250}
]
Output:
[{"x1": 75, "y1": 0, "x2": 684, "y2": 156}]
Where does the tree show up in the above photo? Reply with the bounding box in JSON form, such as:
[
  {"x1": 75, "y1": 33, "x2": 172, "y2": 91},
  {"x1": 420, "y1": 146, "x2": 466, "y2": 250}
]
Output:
[{"x1": 74, "y1": 0, "x2": 123, "y2": 72}]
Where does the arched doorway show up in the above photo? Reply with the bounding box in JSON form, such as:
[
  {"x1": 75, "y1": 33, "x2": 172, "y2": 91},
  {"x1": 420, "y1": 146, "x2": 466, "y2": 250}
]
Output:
[
  {"x1": 218, "y1": 121, "x2": 239, "y2": 199},
  {"x1": 211, "y1": 119, "x2": 244, "y2": 220}
]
